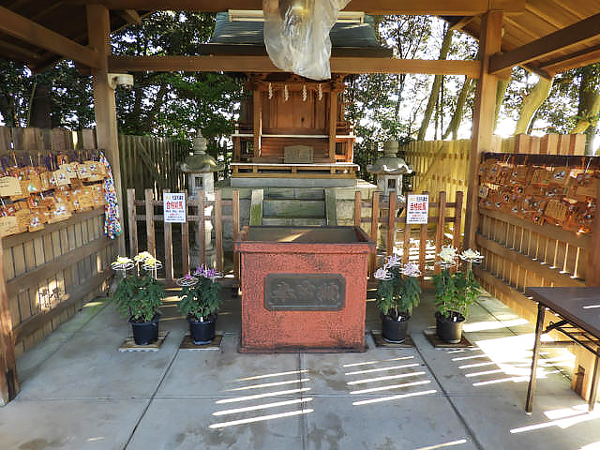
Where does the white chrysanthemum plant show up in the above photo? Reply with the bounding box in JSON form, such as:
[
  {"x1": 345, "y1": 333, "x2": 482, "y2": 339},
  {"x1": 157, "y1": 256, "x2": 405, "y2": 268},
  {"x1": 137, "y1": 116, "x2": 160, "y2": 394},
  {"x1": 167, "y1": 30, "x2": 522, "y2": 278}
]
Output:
[
  {"x1": 432, "y1": 246, "x2": 484, "y2": 321},
  {"x1": 374, "y1": 255, "x2": 422, "y2": 321}
]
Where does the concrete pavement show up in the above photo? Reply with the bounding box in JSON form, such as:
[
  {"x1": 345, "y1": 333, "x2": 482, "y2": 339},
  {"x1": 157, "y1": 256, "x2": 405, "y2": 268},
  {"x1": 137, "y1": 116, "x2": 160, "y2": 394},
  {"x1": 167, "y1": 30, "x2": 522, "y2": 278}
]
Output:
[{"x1": 2, "y1": 288, "x2": 600, "y2": 450}]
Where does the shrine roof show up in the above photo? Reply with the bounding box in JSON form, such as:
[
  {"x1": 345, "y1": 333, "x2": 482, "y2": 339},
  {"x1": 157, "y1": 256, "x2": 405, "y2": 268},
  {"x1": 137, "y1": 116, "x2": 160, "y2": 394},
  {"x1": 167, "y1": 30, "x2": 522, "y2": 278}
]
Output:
[{"x1": 200, "y1": 13, "x2": 393, "y2": 58}]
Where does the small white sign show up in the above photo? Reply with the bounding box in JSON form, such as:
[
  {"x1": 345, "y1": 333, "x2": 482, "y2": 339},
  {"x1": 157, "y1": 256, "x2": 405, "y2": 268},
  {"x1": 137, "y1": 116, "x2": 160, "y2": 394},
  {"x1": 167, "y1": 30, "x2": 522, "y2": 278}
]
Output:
[
  {"x1": 163, "y1": 193, "x2": 186, "y2": 223},
  {"x1": 406, "y1": 194, "x2": 429, "y2": 224}
]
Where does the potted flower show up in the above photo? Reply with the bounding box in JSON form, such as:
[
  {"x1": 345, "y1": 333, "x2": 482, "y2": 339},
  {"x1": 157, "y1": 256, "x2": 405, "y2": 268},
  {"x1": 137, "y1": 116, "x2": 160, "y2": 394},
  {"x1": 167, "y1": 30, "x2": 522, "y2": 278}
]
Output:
[
  {"x1": 177, "y1": 264, "x2": 222, "y2": 345},
  {"x1": 432, "y1": 246, "x2": 483, "y2": 343},
  {"x1": 374, "y1": 255, "x2": 422, "y2": 343},
  {"x1": 112, "y1": 252, "x2": 165, "y2": 345}
]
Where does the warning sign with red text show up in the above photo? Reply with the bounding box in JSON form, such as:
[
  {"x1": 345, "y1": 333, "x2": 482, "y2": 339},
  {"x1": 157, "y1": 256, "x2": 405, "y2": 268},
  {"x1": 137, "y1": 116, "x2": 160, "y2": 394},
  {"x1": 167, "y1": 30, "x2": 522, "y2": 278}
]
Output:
[
  {"x1": 163, "y1": 193, "x2": 186, "y2": 223},
  {"x1": 406, "y1": 194, "x2": 429, "y2": 224}
]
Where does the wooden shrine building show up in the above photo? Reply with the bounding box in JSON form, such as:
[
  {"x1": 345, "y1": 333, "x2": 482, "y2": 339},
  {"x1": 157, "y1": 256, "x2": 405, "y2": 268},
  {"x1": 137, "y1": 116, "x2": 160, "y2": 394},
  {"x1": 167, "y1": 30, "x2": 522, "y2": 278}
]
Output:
[{"x1": 202, "y1": 13, "x2": 392, "y2": 183}]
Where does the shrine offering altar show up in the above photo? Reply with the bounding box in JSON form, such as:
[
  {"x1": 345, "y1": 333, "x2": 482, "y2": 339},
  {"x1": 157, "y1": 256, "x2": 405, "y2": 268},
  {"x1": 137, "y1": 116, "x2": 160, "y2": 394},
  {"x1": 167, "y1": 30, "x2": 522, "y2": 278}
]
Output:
[{"x1": 235, "y1": 226, "x2": 375, "y2": 352}]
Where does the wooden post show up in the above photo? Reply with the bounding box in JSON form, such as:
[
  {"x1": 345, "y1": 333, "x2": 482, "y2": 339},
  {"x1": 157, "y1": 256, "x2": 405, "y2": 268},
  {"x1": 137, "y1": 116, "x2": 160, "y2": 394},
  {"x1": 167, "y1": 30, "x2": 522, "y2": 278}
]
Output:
[
  {"x1": 145, "y1": 189, "x2": 156, "y2": 256},
  {"x1": 233, "y1": 190, "x2": 240, "y2": 280},
  {"x1": 453, "y1": 191, "x2": 464, "y2": 250},
  {"x1": 387, "y1": 193, "x2": 397, "y2": 257},
  {"x1": 197, "y1": 190, "x2": 206, "y2": 266},
  {"x1": 586, "y1": 180, "x2": 600, "y2": 285},
  {"x1": 127, "y1": 188, "x2": 138, "y2": 256},
  {"x1": 369, "y1": 191, "x2": 380, "y2": 275},
  {"x1": 0, "y1": 240, "x2": 18, "y2": 405},
  {"x1": 181, "y1": 190, "x2": 190, "y2": 275},
  {"x1": 435, "y1": 191, "x2": 447, "y2": 273},
  {"x1": 215, "y1": 190, "x2": 223, "y2": 273},
  {"x1": 329, "y1": 90, "x2": 338, "y2": 163},
  {"x1": 253, "y1": 90, "x2": 262, "y2": 158},
  {"x1": 163, "y1": 189, "x2": 173, "y2": 281},
  {"x1": 354, "y1": 191, "x2": 361, "y2": 228},
  {"x1": 464, "y1": 10, "x2": 503, "y2": 250},
  {"x1": 419, "y1": 192, "x2": 429, "y2": 281},
  {"x1": 87, "y1": 4, "x2": 125, "y2": 255},
  {"x1": 403, "y1": 221, "x2": 411, "y2": 266}
]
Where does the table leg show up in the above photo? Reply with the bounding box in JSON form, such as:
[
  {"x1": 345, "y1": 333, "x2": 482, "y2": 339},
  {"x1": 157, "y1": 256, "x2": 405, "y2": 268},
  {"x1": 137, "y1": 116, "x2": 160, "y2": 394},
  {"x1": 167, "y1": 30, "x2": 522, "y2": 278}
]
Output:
[
  {"x1": 526, "y1": 303, "x2": 546, "y2": 413},
  {"x1": 588, "y1": 353, "x2": 600, "y2": 411}
]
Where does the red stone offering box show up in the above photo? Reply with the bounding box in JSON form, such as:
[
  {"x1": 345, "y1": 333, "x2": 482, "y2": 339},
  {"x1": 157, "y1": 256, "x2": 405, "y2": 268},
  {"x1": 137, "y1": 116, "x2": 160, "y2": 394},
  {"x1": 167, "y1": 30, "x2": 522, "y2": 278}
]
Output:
[{"x1": 235, "y1": 226, "x2": 375, "y2": 352}]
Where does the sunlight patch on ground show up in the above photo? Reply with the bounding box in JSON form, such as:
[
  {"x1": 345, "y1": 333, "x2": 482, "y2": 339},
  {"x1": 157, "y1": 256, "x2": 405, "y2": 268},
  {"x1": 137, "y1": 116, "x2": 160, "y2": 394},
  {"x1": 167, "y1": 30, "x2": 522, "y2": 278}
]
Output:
[
  {"x1": 510, "y1": 404, "x2": 600, "y2": 434},
  {"x1": 352, "y1": 389, "x2": 437, "y2": 406},
  {"x1": 463, "y1": 318, "x2": 529, "y2": 332},
  {"x1": 413, "y1": 439, "x2": 468, "y2": 450},
  {"x1": 209, "y1": 409, "x2": 314, "y2": 429},
  {"x1": 236, "y1": 369, "x2": 308, "y2": 381}
]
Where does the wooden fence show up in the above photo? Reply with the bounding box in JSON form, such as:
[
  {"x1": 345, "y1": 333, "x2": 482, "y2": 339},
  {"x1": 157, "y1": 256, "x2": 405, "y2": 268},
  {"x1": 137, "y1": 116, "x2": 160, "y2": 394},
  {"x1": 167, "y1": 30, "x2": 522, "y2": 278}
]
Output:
[
  {"x1": 126, "y1": 188, "x2": 240, "y2": 282},
  {"x1": 354, "y1": 190, "x2": 463, "y2": 279}
]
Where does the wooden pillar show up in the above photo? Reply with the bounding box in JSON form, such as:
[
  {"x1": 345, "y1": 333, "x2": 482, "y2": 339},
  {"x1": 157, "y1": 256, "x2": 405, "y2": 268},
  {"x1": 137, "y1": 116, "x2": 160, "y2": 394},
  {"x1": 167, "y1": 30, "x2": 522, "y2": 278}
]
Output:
[
  {"x1": 464, "y1": 10, "x2": 503, "y2": 250},
  {"x1": 253, "y1": 89, "x2": 262, "y2": 159},
  {"x1": 329, "y1": 90, "x2": 338, "y2": 163},
  {"x1": 0, "y1": 241, "x2": 18, "y2": 405},
  {"x1": 87, "y1": 4, "x2": 125, "y2": 255}
]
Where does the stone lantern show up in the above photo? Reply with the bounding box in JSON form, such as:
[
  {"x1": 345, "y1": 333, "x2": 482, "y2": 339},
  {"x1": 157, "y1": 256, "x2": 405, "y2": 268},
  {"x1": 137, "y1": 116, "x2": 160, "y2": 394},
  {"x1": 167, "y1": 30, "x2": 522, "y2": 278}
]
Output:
[
  {"x1": 367, "y1": 140, "x2": 413, "y2": 198},
  {"x1": 180, "y1": 132, "x2": 224, "y2": 268}
]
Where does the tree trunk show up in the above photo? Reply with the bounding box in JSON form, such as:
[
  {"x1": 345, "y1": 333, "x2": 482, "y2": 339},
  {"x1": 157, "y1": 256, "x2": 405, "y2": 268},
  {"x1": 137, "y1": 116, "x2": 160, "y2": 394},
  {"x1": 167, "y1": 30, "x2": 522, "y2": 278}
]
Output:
[
  {"x1": 30, "y1": 83, "x2": 52, "y2": 129},
  {"x1": 494, "y1": 79, "x2": 509, "y2": 131},
  {"x1": 417, "y1": 27, "x2": 453, "y2": 140},
  {"x1": 442, "y1": 77, "x2": 472, "y2": 140},
  {"x1": 572, "y1": 71, "x2": 600, "y2": 155},
  {"x1": 513, "y1": 77, "x2": 553, "y2": 135}
]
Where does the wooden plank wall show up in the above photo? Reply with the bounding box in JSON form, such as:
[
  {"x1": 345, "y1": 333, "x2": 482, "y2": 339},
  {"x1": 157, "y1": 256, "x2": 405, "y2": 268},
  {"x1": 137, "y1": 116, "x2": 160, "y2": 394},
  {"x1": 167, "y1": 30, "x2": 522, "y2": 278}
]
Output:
[{"x1": 0, "y1": 126, "x2": 116, "y2": 358}]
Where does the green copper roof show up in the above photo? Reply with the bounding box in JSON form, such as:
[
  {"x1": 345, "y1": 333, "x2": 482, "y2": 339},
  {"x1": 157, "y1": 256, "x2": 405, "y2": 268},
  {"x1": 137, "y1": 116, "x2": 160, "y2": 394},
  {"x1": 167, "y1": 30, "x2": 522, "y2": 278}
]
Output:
[{"x1": 201, "y1": 13, "x2": 392, "y2": 58}]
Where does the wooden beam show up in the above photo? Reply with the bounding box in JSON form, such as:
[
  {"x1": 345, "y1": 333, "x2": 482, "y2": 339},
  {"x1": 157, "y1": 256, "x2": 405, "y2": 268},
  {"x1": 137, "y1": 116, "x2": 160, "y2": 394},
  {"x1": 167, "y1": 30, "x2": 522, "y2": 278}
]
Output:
[
  {"x1": 586, "y1": 179, "x2": 600, "y2": 286},
  {"x1": 117, "y1": 9, "x2": 142, "y2": 25},
  {"x1": 464, "y1": 10, "x2": 503, "y2": 250},
  {"x1": 0, "y1": 240, "x2": 18, "y2": 406},
  {"x1": 108, "y1": 55, "x2": 481, "y2": 77},
  {"x1": 0, "y1": 6, "x2": 101, "y2": 68},
  {"x1": 445, "y1": 16, "x2": 477, "y2": 31},
  {"x1": 76, "y1": 0, "x2": 526, "y2": 14},
  {"x1": 87, "y1": 4, "x2": 126, "y2": 255},
  {"x1": 540, "y1": 44, "x2": 600, "y2": 76},
  {"x1": 489, "y1": 13, "x2": 600, "y2": 74}
]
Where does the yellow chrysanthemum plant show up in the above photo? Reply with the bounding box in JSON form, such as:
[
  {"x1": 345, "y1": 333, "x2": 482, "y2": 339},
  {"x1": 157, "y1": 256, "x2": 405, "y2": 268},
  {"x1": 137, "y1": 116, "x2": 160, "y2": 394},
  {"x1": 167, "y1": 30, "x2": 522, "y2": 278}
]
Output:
[{"x1": 112, "y1": 252, "x2": 165, "y2": 342}]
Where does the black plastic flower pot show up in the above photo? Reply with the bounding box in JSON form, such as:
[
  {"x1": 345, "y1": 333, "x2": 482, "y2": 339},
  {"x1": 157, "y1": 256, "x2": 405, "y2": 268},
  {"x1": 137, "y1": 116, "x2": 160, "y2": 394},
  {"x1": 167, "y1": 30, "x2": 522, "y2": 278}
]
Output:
[
  {"x1": 130, "y1": 315, "x2": 160, "y2": 345},
  {"x1": 435, "y1": 311, "x2": 465, "y2": 344},
  {"x1": 188, "y1": 314, "x2": 217, "y2": 345},
  {"x1": 381, "y1": 313, "x2": 410, "y2": 343}
]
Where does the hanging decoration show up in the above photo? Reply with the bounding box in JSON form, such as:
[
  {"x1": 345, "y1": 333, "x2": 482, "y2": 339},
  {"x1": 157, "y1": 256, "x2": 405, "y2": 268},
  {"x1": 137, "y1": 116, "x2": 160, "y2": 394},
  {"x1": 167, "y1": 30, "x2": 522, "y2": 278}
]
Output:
[
  {"x1": 99, "y1": 151, "x2": 122, "y2": 239},
  {"x1": 302, "y1": 84, "x2": 307, "y2": 101},
  {"x1": 318, "y1": 84, "x2": 323, "y2": 101},
  {"x1": 268, "y1": 82, "x2": 273, "y2": 100},
  {"x1": 284, "y1": 84, "x2": 289, "y2": 102}
]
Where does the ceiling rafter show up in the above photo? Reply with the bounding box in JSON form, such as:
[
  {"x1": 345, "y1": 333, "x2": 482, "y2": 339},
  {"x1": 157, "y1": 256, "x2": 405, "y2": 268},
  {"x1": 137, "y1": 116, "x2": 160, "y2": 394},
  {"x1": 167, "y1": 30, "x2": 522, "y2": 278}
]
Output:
[
  {"x1": 489, "y1": 12, "x2": 600, "y2": 74},
  {"x1": 0, "y1": 6, "x2": 102, "y2": 69}
]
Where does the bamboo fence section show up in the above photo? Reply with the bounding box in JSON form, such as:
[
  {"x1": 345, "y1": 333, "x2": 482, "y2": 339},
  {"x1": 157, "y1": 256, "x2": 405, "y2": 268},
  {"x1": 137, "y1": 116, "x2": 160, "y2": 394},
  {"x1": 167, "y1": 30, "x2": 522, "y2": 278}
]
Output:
[
  {"x1": 118, "y1": 135, "x2": 188, "y2": 200},
  {"x1": 127, "y1": 188, "x2": 240, "y2": 281}
]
